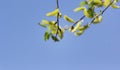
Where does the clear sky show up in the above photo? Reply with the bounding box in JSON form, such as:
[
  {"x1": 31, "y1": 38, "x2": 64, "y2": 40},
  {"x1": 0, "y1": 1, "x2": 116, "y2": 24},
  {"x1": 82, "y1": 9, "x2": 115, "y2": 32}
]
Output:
[{"x1": 0, "y1": 0, "x2": 120, "y2": 70}]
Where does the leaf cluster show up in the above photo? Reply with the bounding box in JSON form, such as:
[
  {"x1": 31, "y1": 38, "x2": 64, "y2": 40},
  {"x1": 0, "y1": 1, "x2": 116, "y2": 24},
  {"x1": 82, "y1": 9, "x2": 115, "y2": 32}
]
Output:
[{"x1": 39, "y1": 0, "x2": 120, "y2": 42}]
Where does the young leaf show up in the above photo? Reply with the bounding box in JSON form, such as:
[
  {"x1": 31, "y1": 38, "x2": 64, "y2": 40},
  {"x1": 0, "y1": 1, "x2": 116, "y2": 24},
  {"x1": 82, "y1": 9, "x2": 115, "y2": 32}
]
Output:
[
  {"x1": 74, "y1": 7, "x2": 85, "y2": 12},
  {"x1": 64, "y1": 15, "x2": 75, "y2": 23},
  {"x1": 39, "y1": 20, "x2": 50, "y2": 28},
  {"x1": 103, "y1": 0, "x2": 111, "y2": 7},
  {"x1": 75, "y1": 7, "x2": 94, "y2": 18},
  {"x1": 58, "y1": 28, "x2": 64, "y2": 39},
  {"x1": 41, "y1": 20, "x2": 50, "y2": 25},
  {"x1": 71, "y1": 21, "x2": 82, "y2": 32},
  {"x1": 93, "y1": 0, "x2": 103, "y2": 7},
  {"x1": 39, "y1": 23, "x2": 46, "y2": 28},
  {"x1": 93, "y1": 15, "x2": 102, "y2": 24},
  {"x1": 80, "y1": 1, "x2": 87, "y2": 7},
  {"x1": 46, "y1": 9, "x2": 59, "y2": 17},
  {"x1": 74, "y1": 30, "x2": 84, "y2": 36},
  {"x1": 111, "y1": 4, "x2": 120, "y2": 9},
  {"x1": 51, "y1": 30, "x2": 57, "y2": 34},
  {"x1": 79, "y1": 24, "x2": 89, "y2": 30},
  {"x1": 85, "y1": 8, "x2": 94, "y2": 18},
  {"x1": 44, "y1": 31, "x2": 50, "y2": 41}
]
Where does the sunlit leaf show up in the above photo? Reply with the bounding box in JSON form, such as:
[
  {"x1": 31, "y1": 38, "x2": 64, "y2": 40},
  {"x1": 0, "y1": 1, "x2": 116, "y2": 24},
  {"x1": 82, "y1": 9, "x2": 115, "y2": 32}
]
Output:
[
  {"x1": 51, "y1": 30, "x2": 57, "y2": 34},
  {"x1": 85, "y1": 8, "x2": 94, "y2": 18},
  {"x1": 111, "y1": 4, "x2": 120, "y2": 9},
  {"x1": 39, "y1": 23, "x2": 46, "y2": 28},
  {"x1": 79, "y1": 24, "x2": 89, "y2": 30},
  {"x1": 74, "y1": 30, "x2": 84, "y2": 36},
  {"x1": 71, "y1": 21, "x2": 82, "y2": 32},
  {"x1": 58, "y1": 28, "x2": 64, "y2": 39},
  {"x1": 103, "y1": 0, "x2": 111, "y2": 7},
  {"x1": 64, "y1": 15, "x2": 75, "y2": 23},
  {"x1": 75, "y1": 7, "x2": 94, "y2": 18},
  {"x1": 93, "y1": 0, "x2": 103, "y2": 7},
  {"x1": 93, "y1": 15, "x2": 102, "y2": 24},
  {"x1": 46, "y1": 9, "x2": 59, "y2": 17},
  {"x1": 41, "y1": 20, "x2": 49, "y2": 25},
  {"x1": 80, "y1": 1, "x2": 87, "y2": 7},
  {"x1": 74, "y1": 7, "x2": 85, "y2": 12}
]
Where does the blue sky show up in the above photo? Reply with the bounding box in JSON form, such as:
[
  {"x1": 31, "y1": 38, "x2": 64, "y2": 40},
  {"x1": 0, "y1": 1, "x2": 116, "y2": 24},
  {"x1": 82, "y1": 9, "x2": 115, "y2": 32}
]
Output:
[{"x1": 0, "y1": 0, "x2": 120, "y2": 70}]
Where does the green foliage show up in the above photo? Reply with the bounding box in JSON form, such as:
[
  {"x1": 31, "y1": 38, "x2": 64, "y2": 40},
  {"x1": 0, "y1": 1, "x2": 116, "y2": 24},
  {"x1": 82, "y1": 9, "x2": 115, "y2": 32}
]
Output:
[
  {"x1": 44, "y1": 31, "x2": 50, "y2": 41},
  {"x1": 39, "y1": 0, "x2": 120, "y2": 42},
  {"x1": 64, "y1": 15, "x2": 75, "y2": 23}
]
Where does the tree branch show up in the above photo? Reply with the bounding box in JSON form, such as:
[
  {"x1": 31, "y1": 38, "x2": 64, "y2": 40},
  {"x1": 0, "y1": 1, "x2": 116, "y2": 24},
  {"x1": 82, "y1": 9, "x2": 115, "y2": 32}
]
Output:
[
  {"x1": 55, "y1": 0, "x2": 61, "y2": 37},
  {"x1": 72, "y1": 15, "x2": 85, "y2": 27},
  {"x1": 56, "y1": 0, "x2": 59, "y2": 8},
  {"x1": 88, "y1": 0, "x2": 115, "y2": 25}
]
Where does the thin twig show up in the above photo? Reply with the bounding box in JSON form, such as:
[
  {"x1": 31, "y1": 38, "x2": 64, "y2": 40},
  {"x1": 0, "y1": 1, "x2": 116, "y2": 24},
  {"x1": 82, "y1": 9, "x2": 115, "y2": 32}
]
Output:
[
  {"x1": 55, "y1": 0, "x2": 60, "y2": 37},
  {"x1": 72, "y1": 15, "x2": 85, "y2": 27},
  {"x1": 56, "y1": 0, "x2": 59, "y2": 8}
]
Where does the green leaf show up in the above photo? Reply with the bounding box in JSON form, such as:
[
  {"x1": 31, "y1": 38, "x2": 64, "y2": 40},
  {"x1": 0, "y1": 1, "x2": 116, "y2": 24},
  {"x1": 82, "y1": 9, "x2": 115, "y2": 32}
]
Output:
[
  {"x1": 71, "y1": 21, "x2": 82, "y2": 32},
  {"x1": 86, "y1": 8, "x2": 94, "y2": 18},
  {"x1": 111, "y1": 0, "x2": 120, "y2": 9},
  {"x1": 39, "y1": 23, "x2": 46, "y2": 28},
  {"x1": 74, "y1": 30, "x2": 84, "y2": 36},
  {"x1": 51, "y1": 29, "x2": 57, "y2": 34},
  {"x1": 74, "y1": 7, "x2": 85, "y2": 12},
  {"x1": 64, "y1": 15, "x2": 75, "y2": 23},
  {"x1": 58, "y1": 29, "x2": 64, "y2": 39},
  {"x1": 49, "y1": 24, "x2": 58, "y2": 31},
  {"x1": 41, "y1": 20, "x2": 50, "y2": 25},
  {"x1": 103, "y1": 0, "x2": 111, "y2": 7},
  {"x1": 93, "y1": 0, "x2": 103, "y2": 7},
  {"x1": 111, "y1": 4, "x2": 120, "y2": 9},
  {"x1": 79, "y1": 24, "x2": 89, "y2": 30},
  {"x1": 46, "y1": 9, "x2": 59, "y2": 17},
  {"x1": 51, "y1": 35, "x2": 59, "y2": 42},
  {"x1": 88, "y1": 0, "x2": 95, "y2": 8},
  {"x1": 80, "y1": 1, "x2": 87, "y2": 7},
  {"x1": 93, "y1": 15, "x2": 103, "y2": 24},
  {"x1": 44, "y1": 31, "x2": 50, "y2": 41}
]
